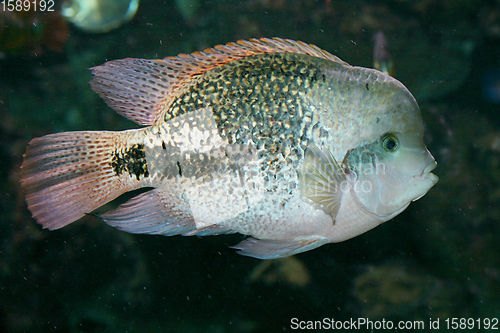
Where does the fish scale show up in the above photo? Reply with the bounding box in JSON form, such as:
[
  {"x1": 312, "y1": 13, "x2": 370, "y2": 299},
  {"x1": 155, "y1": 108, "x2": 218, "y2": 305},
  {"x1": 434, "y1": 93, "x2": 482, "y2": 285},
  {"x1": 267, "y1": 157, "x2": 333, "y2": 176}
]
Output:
[
  {"x1": 20, "y1": 38, "x2": 437, "y2": 259},
  {"x1": 159, "y1": 52, "x2": 325, "y2": 180}
]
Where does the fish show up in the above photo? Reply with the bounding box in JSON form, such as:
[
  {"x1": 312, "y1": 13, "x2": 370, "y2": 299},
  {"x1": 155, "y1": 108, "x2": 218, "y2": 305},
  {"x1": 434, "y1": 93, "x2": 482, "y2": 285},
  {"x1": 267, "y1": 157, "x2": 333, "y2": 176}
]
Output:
[
  {"x1": 373, "y1": 31, "x2": 394, "y2": 77},
  {"x1": 61, "y1": 0, "x2": 139, "y2": 33},
  {"x1": 20, "y1": 38, "x2": 438, "y2": 259}
]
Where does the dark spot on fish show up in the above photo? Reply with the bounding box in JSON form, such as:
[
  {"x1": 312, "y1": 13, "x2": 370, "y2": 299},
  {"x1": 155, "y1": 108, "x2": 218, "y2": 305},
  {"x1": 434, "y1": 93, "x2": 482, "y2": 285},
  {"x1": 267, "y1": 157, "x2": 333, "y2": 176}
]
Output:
[
  {"x1": 376, "y1": 117, "x2": 380, "y2": 123},
  {"x1": 112, "y1": 144, "x2": 149, "y2": 180},
  {"x1": 162, "y1": 141, "x2": 166, "y2": 150},
  {"x1": 176, "y1": 161, "x2": 182, "y2": 177},
  {"x1": 366, "y1": 83, "x2": 369, "y2": 91}
]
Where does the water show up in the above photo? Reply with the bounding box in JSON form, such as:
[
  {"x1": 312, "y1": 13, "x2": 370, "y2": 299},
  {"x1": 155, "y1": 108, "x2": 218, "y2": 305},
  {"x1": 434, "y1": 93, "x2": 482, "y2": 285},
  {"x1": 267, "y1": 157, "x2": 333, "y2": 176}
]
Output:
[{"x1": 1, "y1": 0, "x2": 499, "y2": 332}]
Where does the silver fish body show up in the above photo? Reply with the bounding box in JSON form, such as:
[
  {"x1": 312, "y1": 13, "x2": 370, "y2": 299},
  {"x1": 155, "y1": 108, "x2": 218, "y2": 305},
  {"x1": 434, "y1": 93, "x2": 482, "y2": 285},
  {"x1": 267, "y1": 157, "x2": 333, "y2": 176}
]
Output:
[{"x1": 20, "y1": 38, "x2": 437, "y2": 259}]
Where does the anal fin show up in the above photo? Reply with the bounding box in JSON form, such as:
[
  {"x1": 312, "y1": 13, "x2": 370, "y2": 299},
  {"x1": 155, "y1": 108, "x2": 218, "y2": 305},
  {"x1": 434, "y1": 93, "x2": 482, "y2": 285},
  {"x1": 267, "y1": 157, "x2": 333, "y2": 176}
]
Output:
[
  {"x1": 231, "y1": 236, "x2": 330, "y2": 259},
  {"x1": 182, "y1": 225, "x2": 237, "y2": 237},
  {"x1": 100, "y1": 188, "x2": 195, "y2": 236},
  {"x1": 100, "y1": 188, "x2": 237, "y2": 237}
]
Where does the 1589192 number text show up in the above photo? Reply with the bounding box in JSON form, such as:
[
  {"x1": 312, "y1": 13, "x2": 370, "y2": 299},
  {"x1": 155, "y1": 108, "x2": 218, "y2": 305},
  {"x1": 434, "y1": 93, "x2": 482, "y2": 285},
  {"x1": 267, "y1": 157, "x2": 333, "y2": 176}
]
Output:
[
  {"x1": 445, "y1": 318, "x2": 498, "y2": 330},
  {"x1": 1, "y1": 0, "x2": 54, "y2": 12}
]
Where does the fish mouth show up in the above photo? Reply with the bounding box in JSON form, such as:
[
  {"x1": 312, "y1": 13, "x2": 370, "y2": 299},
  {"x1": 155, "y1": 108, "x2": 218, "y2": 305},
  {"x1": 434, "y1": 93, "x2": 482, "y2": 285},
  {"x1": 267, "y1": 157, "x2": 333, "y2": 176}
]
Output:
[
  {"x1": 411, "y1": 161, "x2": 438, "y2": 202},
  {"x1": 413, "y1": 161, "x2": 438, "y2": 182}
]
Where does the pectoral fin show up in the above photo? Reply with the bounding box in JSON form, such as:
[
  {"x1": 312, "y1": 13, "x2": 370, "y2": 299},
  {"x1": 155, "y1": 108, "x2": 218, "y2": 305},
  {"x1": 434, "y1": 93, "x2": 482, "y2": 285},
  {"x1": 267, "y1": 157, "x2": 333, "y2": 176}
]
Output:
[
  {"x1": 299, "y1": 144, "x2": 345, "y2": 218},
  {"x1": 231, "y1": 236, "x2": 330, "y2": 259}
]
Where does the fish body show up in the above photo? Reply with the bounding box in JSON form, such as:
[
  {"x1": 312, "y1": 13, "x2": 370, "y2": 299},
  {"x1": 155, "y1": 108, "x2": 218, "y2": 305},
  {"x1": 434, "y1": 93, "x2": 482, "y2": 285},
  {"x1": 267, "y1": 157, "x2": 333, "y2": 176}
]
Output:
[{"x1": 20, "y1": 38, "x2": 438, "y2": 259}]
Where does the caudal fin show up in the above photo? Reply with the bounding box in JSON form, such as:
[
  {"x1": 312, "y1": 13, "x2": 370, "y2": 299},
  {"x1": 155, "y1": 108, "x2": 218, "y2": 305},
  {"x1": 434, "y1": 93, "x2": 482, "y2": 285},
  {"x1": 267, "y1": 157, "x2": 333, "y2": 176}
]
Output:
[{"x1": 20, "y1": 131, "x2": 136, "y2": 230}]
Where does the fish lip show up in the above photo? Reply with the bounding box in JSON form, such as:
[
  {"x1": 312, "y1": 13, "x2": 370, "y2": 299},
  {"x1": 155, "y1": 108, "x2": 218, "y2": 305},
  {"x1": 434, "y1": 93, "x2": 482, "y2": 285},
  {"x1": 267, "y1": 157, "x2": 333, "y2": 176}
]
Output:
[
  {"x1": 414, "y1": 161, "x2": 438, "y2": 182},
  {"x1": 423, "y1": 161, "x2": 437, "y2": 174}
]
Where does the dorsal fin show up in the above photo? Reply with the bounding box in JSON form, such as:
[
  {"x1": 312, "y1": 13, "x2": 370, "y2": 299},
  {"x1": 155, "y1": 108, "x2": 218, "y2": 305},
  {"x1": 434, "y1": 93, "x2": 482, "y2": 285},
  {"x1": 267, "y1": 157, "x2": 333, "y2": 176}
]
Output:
[{"x1": 89, "y1": 38, "x2": 349, "y2": 126}]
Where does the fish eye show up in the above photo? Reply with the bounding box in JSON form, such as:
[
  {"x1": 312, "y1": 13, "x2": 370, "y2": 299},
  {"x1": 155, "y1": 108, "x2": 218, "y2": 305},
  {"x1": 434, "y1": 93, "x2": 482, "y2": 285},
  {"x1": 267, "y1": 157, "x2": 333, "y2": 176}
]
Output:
[{"x1": 382, "y1": 133, "x2": 399, "y2": 152}]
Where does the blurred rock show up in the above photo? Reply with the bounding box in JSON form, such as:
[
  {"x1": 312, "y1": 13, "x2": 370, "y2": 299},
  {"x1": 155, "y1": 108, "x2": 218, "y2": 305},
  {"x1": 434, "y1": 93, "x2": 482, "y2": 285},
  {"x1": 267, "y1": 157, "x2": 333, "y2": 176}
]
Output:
[{"x1": 354, "y1": 263, "x2": 464, "y2": 320}]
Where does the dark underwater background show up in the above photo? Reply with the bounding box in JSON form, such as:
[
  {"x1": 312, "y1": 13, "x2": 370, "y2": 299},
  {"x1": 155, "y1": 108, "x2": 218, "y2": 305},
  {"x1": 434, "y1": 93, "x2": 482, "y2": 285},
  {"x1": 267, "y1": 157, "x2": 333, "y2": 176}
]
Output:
[{"x1": 1, "y1": 0, "x2": 500, "y2": 332}]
